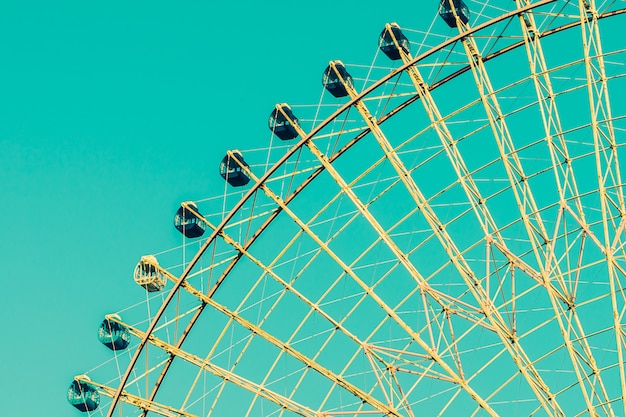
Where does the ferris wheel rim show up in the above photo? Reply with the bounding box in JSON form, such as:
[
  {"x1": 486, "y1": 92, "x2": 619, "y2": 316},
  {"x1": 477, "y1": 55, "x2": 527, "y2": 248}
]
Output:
[{"x1": 103, "y1": 3, "x2": 626, "y2": 415}]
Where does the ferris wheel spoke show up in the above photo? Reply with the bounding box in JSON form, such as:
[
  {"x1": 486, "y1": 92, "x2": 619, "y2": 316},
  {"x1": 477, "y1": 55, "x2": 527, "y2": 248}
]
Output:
[
  {"x1": 143, "y1": 232, "x2": 406, "y2": 416},
  {"x1": 274, "y1": 104, "x2": 494, "y2": 342},
  {"x1": 397, "y1": 9, "x2": 618, "y2": 413},
  {"x1": 180, "y1": 279, "x2": 398, "y2": 415},
  {"x1": 515, "y1": 2, "x2": 587, "y2": 219},
  {"x1": 455, "y1": 18, "x2": 553, "y2": 272},
  {"x1": 380, "y1": 18, "x2": 595, "y2": 314},
  {"x1": 579, "y1": 0, "x2": 626, "y2": 412},
  {"x1": 138, "y1": 172, "x2": 400, "y2": 415},
  {"x1": 580, "y1": 0, "x2": 626, "y2": 244},
  {"x1": 74, "y1": 374, "x2": 196, "y2": 417},
  {"x1": 327, "y1": 57, "x2": 575, "y2": 416},
  {"x1": 378, "y1": 23, "x2": 589, "y2": 370},
  {"x1": 380, "y1": 22, "x2": 568, "y2": 303},
  {"x1": 442, "y1": 7, "x2": 617, "y2": 414},
  {"x1": 184, "y1": 203, "x2": 385, "y2": 363},
  {"x1": 271, "y1": 106, "x2": 513, "y2": 412},
  {"x1": 225, "y1": 154, "x2": 500, "y2": 416},
  {"x1": 499, "y1": 3, "x2": 618, "y2": 413},
  {"x1": 104, "y1": 316, "x2": 319, "y2": 417},
  {"x1": 515, "y1": 1, "x2": 591, "y2": 281}
]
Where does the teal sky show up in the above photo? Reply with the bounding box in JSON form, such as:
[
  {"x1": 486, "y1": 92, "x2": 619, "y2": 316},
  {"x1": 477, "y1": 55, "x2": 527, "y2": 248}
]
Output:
[
  {"x1": 2, "y1": 1, "x2": 625, "y2": 416},
  {"x1": 0, "y1": 1, "x2": 438, "y2": 415}
]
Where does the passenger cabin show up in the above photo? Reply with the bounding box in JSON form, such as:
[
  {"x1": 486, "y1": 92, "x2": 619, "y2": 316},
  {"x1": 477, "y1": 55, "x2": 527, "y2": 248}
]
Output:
[
  {"x1": 220, "y1": 150, "x2": 250, "y2": 187},
  {"x1": 322, "y1": 61, "x2": 353, "y2": 98},
  {"x1": 269, "y1": 104, "x2": 299, "y2": 140},
  {"x1": 379, "y1": 23, "x2": 410, "y2": 60},
  {"x1": 98, "y1": 315, "x2": 130, "y2": 351},
  {"x1": 134, "y1": 255, "x2": 166, "y2": 292},
  {"x1": 174, "y1": 201, "x2": 206, "y2": 238},
  {"x1": 439, "y1": 0, "x2": 469, "y2": 27},
  {"x1": 67, "y1": 378, "x2": 100, "y2": 412}
]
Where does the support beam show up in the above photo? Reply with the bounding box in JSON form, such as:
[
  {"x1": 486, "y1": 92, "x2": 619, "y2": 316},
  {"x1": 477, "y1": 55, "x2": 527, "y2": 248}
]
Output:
[
  {"x1": 108, "y1": 4, "x2": 626, "y2": 416},
  {"x1": 75, "y1": 375, "x2": 198, "y2": 417},
  {"x1": 579, "y1": 0, "x2": 626, "y2": 413},
  {"x1": 512, "y1": 2, "x2": 613, "y2": 414},
  {"x1": 104, "y1": 316, "x2": 319, "y2": 417},
  {"x1": 325, "y1": 57, "x2": 564, "y2": 416},
  {"x1": 229, "y1": 152, "x2": 499, "y2": 416}
]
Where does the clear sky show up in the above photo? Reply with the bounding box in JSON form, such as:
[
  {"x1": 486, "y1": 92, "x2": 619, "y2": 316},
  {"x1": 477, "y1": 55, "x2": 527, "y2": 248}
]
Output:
[
  {"x1": 2, "y1": 1, "x2": 625, "y2": 416},
  {"x1": 0, "y1": 1, "x2": 438, "y2": 415}
]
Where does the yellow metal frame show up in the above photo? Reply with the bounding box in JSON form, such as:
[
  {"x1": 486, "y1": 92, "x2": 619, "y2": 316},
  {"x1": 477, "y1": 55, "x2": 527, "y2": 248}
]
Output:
[{"x1": 85, "y1": 2, "x2": 626, "y2": 416}]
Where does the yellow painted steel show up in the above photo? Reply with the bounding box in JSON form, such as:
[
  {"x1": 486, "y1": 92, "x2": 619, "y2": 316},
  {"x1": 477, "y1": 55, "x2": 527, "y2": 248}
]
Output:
[
  {"x1": 99, "y1": 3, "x2": 626, "y2": 416},
  {"x1": 579, "y1": 1, "x2": 626, "y2": 414},
  {"x1": 134, "y1": 211, "x2": 402, "y2": 417},
  {"x1": 227, "y1": 150, "x2": 498, "y2": 416},
  {"x1": 323, "y1": 55, "x2": 569, "y2": 415},
  {"x1": 381, "y1": 14, "x2": 617, "y2": 414},
  {"x1": 75, "y1": 375, "x2": 197, "y2": 417},
  {"x1": 104, "y1": 316, "x2": 319, "y2": 417}
]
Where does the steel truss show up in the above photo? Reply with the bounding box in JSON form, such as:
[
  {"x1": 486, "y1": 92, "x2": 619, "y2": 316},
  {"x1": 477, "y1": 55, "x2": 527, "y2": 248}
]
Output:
[{"x1": 71, "y1": 2, "x2": 626, "y2": 416}]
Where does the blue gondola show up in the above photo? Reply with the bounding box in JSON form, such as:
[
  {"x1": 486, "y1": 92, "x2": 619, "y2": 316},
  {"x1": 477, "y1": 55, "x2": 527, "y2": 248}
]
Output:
[
  {"x1": 439, "y1": 0, "x2": 470, "y2": 27},
  {"x1": 174, "y1": 201, "x2": 206, "y2": 238},
  {"x1": 269, "y1": 104, "x2": 299, "y2": 140},
  {"x1": 67, "y1": 378, "x2": 100, "y2": 412},
  {"x1": 98, "y1": 315, "x2": 130, "y2": 351},
  {"x1": 322, "y1": 61, "x2": 353, "y2": 98},
  {"x1": 379, "y1": 23, "x2": 410, "y2": 60},
  {"x1": 219, "y1": 150, "x2": 250, "y2": 187}
]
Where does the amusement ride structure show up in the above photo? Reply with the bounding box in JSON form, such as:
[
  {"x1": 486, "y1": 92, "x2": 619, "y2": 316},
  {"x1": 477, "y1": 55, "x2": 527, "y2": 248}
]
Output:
[{"x1": 67, "y1": 1, "x2": 626, "y2": 415}]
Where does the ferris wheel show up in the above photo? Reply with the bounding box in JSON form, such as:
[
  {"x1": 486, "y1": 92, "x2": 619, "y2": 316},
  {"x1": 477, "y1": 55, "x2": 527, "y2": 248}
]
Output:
[{"x1": 67, "y1": 1, "x2": 626, "y2": 416}]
